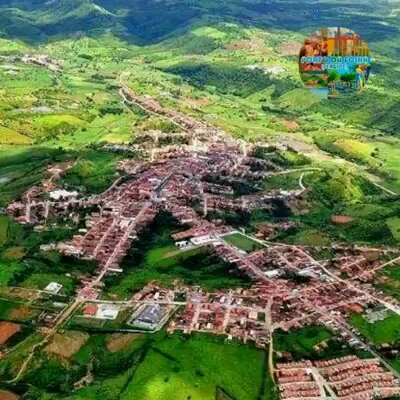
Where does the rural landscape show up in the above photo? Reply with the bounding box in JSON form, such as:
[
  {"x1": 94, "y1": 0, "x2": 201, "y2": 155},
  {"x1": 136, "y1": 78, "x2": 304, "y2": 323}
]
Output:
[{"x1": 1, "y1": 1, "x2": 400, "y2": 399}]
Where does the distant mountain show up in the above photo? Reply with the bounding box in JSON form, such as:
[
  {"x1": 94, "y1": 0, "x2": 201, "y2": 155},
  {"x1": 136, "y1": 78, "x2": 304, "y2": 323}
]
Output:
[{"x1": 0, "y1": 0, "x2": 398, "y2": 46}]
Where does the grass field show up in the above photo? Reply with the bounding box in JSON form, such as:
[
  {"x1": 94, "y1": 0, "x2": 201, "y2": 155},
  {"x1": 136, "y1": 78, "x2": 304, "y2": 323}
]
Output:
[
  {"x1": 120, "y1": 333, "x2": 272, "y2": 400},
  {"x1": 349, "y1": 311, "x2": 400, "y2": 345},
  {"x1": 0, "y1": 261, "x2": 24, "y2": 286},
  {"x1": 45, "y1": 331, "x2": 89, "y2": 359},
  {"x1": 0, "y1": 146, "x2": 66, "y2": 207},
  {"x1": 222, "y1": 232, "x2": 264, "y2": 252},
  {"x1": 0, "y1": 216, "x2": 8, "y2": 246},
  {"x1": 263, "y1": 171, "x2": 304, "y2": 191},
  {"x1": 375, "y1": 265, "x2": 400, "y2": 301},
  {"x1": 286, "y1": 229, "x2": 330, "y2": 247},
  {"x1": 0, "y1": 214, "x2": 94, "y2": 296},
  {"x1": 58, "y1": 331, "x2": 277, "y2": 400},
  {"x1": 0, "y1": 332, "x2": 44, "y2": 381},
  {"x1": 274, "y1": 325, "x2": 333, "y2": 359},
  {"x1": 20, "y1": 272, "x2": 76, "y2": 296}
]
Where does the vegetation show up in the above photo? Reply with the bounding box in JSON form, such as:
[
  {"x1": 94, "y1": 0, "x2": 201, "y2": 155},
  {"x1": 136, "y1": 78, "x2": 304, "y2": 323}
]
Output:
[
  {"x1": 63, "y1": 149, "x2": 124, "y2": 193},
  {"x1": 274, "y1": 325, "x2": 334, "y2": 360},
  {"x1": 104, "y1": 212, "x2": 252, "y2": 299},
  {"x1": 375, "y1": 265, "x2": 400, "y2": 301},
  {"x1": 117, "y1": 332, "x2": 272, "y2": 400},
  {"x1": 2, "y1": 331, "x2": 274, "y2": 400},
  {"x1": 222, "y1": 232, "x2": 265, "y2": 253},
  {"x1": 349, "y1": 312, "x2": 400, "y2": 345}
]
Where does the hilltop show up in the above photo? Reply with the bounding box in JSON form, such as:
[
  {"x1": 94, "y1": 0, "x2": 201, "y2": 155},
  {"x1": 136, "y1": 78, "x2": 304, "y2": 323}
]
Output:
[{"x1": 0, "y1": 0, "x2": 398, "y2": 45}]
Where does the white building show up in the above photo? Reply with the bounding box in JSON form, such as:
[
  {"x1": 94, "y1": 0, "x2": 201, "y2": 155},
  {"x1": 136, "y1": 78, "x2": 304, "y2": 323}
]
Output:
[
  {"x1": 49, "y1": 189, "x2": 78, "y2": 200},
  {"x1": 190, "y1": 235, "x2": 216, "y2": 246},
  {"x1": 44, "y1": 282, "x2": 63, "y2": 294},
  {"x1": 95, "y1": 304, "x2": 120, "y2": 320}
]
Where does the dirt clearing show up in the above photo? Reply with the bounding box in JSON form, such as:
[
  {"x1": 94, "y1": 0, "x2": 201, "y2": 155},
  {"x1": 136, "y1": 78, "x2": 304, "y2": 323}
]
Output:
[
  {"x1": 0, "y1": 322, "x2": 21, "y2": 345},
  {"x1": 0, "y1": 391, "x2": 19, "y2": 400},
  {"x1": 106, "y1": 333, "x2": 140, "y2": 353},
  {"x1": 45, "y1": 331, "x2": 89, "y2": 359}
]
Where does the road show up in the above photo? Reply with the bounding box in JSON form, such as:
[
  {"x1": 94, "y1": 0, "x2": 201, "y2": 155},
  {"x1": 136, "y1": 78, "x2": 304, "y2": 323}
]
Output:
[
  {"x1": 265, "y1": 298, "x2": 275, "y2": 383},
  {"x1": 299, "y1": 172, "x2": 306, "y2": 191},
  {"x1": 370, "y1": 180, "x2": 398, "y2": 196}
]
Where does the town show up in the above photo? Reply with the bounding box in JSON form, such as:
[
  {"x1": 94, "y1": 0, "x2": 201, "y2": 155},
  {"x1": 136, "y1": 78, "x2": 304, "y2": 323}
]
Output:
[{"x1": 5, "y1": 86, "x2": 400, "y2": 399}]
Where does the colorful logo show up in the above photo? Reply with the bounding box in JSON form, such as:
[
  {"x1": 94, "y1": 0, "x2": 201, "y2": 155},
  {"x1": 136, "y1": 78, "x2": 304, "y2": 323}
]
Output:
[{"x1": 299, "y1": 27, "x2": 371, "y2": 99}]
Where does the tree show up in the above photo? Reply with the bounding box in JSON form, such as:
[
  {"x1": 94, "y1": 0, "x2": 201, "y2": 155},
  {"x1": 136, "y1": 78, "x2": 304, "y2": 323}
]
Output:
[
  {"x1": 340, "y1": 73, "x2": 356, "y2": 82},
  {"x1": 327, "y1": 71, "x2": 340, "y2": 83}
]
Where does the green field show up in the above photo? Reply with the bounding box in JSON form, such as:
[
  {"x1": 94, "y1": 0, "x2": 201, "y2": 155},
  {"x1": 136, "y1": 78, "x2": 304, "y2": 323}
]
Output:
[
  {"x1": 0, "y1": 332, "x2": 44, "y2": 381},
  {"x1": 119, "y1": 333, "x2": 272, "y2": 400},
  {"x1": 9, "y1": 332, "x2": 275, "y2": 400},
  {"x1": 375, "y1": 265, "x2": 400, "y2": 301},
  {"x1": 285, "y1": 229, "x2": 330, "y2": 246},
  {"x1": 105, "y1": 243, "x2": 251, "y2": 299},
  {"x1": 222, "y1": 232, "x2": 264, "y2": 252},
  {"x1": 274, "y1": 325, "x2": 333, "y2": 359},
  {"x1": 0, "y1": 213, "x2": 96, "y2": 295},
  {"x1": 0, "y1": 216, "x2": 9, "y2": 245},
  {"x1": 62, "y1": 150, "x2": 126, "y2": 193},
  {"x1": 349, "y1": 312, "x2": 400, "y2": 345},
  {"x1": 104, "y1": 213, "x2": 252, "y2": 299}
]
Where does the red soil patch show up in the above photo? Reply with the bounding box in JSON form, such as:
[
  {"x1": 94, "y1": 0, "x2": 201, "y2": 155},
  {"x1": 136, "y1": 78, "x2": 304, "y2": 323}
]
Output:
[
  {"x1": 0, "y1": 390, "x2": 20, "y2": 400},
  {"x1": 0, "y1": 322, "x2": 21, "y2": 345},
  {"x1": 347, "y1": 304, "x2": 363, "y2": 314},
  {"x1": 331, "y1": 215, "x2": 353, "y2": 225},
  {"x1": 225, "y1": 39, "x2": 253, "y2": 50},
  {"x1": 276, "y1": 41, "x2": 302, "y2": 56},
  {"x1": 9, "y1": 305, "x2": 37, "y2": 320},
  {"x1": 281, "y1": 119, "x2": 300, "y2": 131}
]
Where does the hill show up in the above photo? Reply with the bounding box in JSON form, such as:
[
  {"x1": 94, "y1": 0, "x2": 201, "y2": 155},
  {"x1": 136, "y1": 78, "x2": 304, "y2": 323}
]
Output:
[{"x1": 0, "y1": 0, "x2": 398, "y2": 46}]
